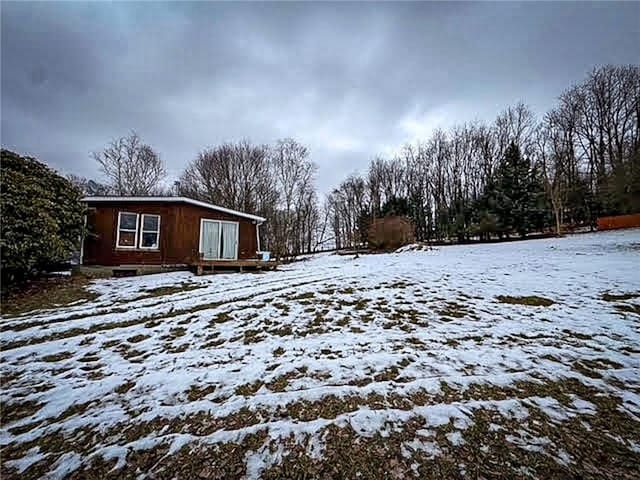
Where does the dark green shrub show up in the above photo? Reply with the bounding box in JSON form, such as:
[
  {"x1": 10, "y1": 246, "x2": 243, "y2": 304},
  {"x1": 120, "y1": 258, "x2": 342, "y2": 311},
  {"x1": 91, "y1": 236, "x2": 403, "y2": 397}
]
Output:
[{"x1": 1, "y1": 150, "x2": 84, "y2": 286}]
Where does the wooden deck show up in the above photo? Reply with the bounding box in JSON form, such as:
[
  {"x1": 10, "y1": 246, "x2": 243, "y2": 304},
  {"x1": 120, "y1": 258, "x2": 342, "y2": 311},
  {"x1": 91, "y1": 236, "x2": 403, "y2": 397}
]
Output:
[{"x1": 192, "y1": 259, "x2": 279, "y2": 275}]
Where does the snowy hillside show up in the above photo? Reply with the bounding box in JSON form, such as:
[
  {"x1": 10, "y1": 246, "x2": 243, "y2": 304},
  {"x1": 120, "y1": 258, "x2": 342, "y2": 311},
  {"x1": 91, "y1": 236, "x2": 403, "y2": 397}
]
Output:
[{"x1": 1, "y1": 230, "x2": 639, "y2": 479}]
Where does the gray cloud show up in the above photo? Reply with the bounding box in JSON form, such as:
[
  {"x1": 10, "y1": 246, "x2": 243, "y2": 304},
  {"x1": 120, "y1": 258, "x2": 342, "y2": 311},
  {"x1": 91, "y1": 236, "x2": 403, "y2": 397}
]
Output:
[{"x1": 2, "y1": 1, "x2": 638, "y2": 192}]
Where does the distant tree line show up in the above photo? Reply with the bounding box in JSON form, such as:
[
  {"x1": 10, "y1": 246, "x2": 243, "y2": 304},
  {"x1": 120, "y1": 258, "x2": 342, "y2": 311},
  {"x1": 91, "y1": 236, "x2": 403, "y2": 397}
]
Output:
[
  {"x1": 70, "y1": 64, "x2": 639, "y2": 254},
  {"x1": 327, "y1": 65, "x2": 639, "y2": 248},
  {"x1": 3, "y1": 64, "x2": 635, "y2": 288}
]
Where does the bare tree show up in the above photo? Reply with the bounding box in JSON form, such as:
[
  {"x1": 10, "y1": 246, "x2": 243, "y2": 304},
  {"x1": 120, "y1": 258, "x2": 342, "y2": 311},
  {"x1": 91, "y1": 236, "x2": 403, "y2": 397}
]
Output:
[
  {"x1": 178, "y1": 139, "x2": 321, "y2": 257},
  {"x1": 92, "y1": 131, "x2": 166, "y2": 195},
  {"x1": 572, "y1": 65, "x2": 640, "y2": 211},
  {"x1": 495, "y1": 103, "x2": 537, "y2": 159},
  {"x1": 178, "y1": 141, "x2": 276, "y2": 213},
  {"x1": 270, "y1": 138, "x2": 317, "y2": 258},
  {"x1": 326, "y1": 175, "x2": 369, "y2": 249},
  {"x1": 537, "y1": 119, "x2": 569, "y2": 236}
]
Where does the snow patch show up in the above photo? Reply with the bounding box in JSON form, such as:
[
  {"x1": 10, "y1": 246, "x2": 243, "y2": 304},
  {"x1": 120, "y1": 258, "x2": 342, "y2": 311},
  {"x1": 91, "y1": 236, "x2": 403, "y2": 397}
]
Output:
[
  {"x1": 48, "y1": 452, "x2": 82, "y2": 480},
  {"x1": 3, "y1": 447, "x2": 47, "y2": 473}
]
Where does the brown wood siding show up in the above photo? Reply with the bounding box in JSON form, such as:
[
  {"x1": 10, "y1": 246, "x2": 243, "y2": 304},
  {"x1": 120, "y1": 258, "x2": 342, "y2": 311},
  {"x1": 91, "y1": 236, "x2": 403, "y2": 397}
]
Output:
[{"x1": 83, "y1": 200, "x2": 259, "y2": 266}]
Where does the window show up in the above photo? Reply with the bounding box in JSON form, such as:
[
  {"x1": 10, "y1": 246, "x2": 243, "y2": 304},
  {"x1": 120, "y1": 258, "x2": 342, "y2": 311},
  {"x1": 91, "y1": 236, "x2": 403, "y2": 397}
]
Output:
[
  {"x1": 117, "y1": 212, "x2": 138, "y2": 248},
  {"x1": 115, "y1": 211, "x2": 161, "y2": 250},
  {"x1": 139, "y1": 214, "x2": 160, "y2": 249}
]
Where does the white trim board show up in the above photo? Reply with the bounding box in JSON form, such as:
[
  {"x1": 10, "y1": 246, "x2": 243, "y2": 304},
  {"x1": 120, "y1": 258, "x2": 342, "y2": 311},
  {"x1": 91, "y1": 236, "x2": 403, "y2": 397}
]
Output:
[{"x1": 83, "y1": 196, "x2": 266, "y2": 223}]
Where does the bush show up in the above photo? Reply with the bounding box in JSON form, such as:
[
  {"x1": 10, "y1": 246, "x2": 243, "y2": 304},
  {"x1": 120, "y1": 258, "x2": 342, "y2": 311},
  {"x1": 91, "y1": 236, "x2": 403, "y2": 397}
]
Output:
[
  {"x1": 1, "y1": 150, "x2": 85, "y2": 286},
  {"x1": 368, "y1": 216, "x2": 415, "y2": 250}
]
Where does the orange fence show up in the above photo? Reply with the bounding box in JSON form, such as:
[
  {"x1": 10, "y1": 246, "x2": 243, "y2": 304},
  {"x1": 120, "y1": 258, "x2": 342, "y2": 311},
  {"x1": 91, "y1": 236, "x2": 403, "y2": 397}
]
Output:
[{"x1": 597, "y1": 213, "x2": 640, "y2": 231}]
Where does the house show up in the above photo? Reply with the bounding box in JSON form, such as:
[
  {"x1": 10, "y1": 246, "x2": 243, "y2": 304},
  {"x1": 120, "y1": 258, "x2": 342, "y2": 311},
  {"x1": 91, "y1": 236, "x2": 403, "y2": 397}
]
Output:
[{"x1": 81, "y1": 196, "x2": 274, "y2": 274}]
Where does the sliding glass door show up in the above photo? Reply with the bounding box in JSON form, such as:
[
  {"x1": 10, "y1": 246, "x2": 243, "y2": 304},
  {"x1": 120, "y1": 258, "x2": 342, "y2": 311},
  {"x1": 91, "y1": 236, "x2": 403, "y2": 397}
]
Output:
[
  {"x1": 200, "y1": 220, "x2": 238, "y2": 260},
  {"x1": 220, "y1": 222, "x2": 238, "y2": 259},
  {"x1": 200, "y1": 220, "x2": 221, "y2": 260}
]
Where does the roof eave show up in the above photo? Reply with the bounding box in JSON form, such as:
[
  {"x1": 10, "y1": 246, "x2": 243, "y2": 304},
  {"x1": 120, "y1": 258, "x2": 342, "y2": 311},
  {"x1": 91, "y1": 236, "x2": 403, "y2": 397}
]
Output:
[{"x1": 82, "y1": 196, "x2": 266, "y2": 223}]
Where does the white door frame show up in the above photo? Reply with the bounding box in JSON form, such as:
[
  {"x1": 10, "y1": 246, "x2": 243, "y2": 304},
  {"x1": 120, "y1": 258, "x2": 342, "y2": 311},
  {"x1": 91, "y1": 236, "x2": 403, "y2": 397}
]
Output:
[{"x1": 199, "y1": 218, "x2": 239, "y2": 260}]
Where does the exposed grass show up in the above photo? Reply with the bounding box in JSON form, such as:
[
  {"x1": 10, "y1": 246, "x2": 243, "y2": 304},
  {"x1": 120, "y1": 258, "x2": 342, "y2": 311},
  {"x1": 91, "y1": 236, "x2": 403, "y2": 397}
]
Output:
[
  {"x1": 601, "y1": 291, "x2": 639, "y2": 302},
  {"x1": 438, "y1": 301, "x2": 470, "y2": 319},
  {"x1": 78, "y1": 336, "x2": 95, "y2": 346},
  {"x1": 1, "y1": 276, "x2": 98, "y2": 317},
  {"x1": 335, "y1": 317, "x2": 350, "y2": 327},
  {"x1": 127, "y1": 334, "x2": 150, "y2": 343},
  {"x1": 291, "y1": 291, "x2": 315, "y2": 301},
  {"x1": 186, "y1": 384, "x2": 216, "y2": 401},
  {"x1": 405, "y1": 336, "x2": 426, "y2": 347},
  {"x1": 203, "y1": 338, "x2": 226, "y2": 349},
  {"x1": 161, "y1": 327, "x2": 187, "y2": 340},
  {"x1": 115, "y1": 344, "x2": 147, "y2": 361},
  {"x1": 318, "y1": 287, "x2": 336, "y2": 295},
  {"x1": 54, "y1": 402, "x2": 92, "y2": 422},
  {"x1": 208, "y1": 311, "x2": 232, "y2": 325},
  {"x1": 114, "y1": 381, "x2": 136, "y2": 395},
  {"x1": 78, "y1": 353, "x2": 100, "y2": 363},
  {"x1": 142, "y1": 283, "x2": 204, "y2": 298},
  {"x1": 40, "y1": 351, "x2": 74, "y2": 363},
  {"x1": 272, "y1": 302, "x2": 291, "y2": 314},
  {"x1": 266, "y1": 371, "x2": 300, "y2": 392},
  {"x1": 386, "y1": 280, "x2": 410, "y2": 289},
  {"x1": 614, "y1": 303, "x2": 640, "y2": 315},
  {"x1": 166, "y1": 343, "x2": 190, "y2": 354},
  {"x1": 101, "y1": 339, "x2": 121, "y2": 349},
  {"x1": 496, "y1": 295, "x2": 555, "y2": 307},
  {"x1": 2, "y1": 400, "x2": 43, "y2": 423},
  {"x1": 269, "y1": 325, "x2": 293, "y2": 337},
  {"x1": 572, "y1": 361, "x2": 604, "y2": 379},
  {"x1": 243, "y1": 328, "x2": 265, "y2": 344},
  {"x1": 235, "y1": 381, "x2": 264, "y2": 396},
  {"x1": 373, "y1": 365, "x2": 400, "y2": 382},
  {"x1": 562, "y1": 329, "x2": 593, "y2": 340}
]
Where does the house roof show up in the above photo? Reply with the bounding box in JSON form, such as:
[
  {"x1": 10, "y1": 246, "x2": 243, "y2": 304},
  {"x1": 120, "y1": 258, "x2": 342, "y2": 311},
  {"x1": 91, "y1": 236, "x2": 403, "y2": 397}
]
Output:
[{"x1": 82, "y1": 196, "x2": 266, "y2": 223}]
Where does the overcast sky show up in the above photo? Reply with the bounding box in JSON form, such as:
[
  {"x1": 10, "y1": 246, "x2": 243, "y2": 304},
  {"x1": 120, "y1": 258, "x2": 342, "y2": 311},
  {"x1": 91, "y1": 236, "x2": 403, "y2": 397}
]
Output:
[{"x1": 2, "y1": 1, "x2": 638, "y2": 193}]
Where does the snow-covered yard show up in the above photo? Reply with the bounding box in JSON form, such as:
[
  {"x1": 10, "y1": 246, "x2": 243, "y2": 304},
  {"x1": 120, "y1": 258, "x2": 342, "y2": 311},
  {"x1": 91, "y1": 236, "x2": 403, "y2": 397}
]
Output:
[{"x1": 1, "y1": 230, "x2": 639, "y2": 479}]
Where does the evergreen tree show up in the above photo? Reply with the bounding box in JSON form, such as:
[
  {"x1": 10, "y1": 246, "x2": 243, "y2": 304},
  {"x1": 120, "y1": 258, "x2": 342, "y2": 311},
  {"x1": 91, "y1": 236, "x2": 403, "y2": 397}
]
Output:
[
  {"x1": 483, "y1": 142, "x2": 547, "y2": 237},
  {"x1": 381, "y1": 196, "x2": 411, "y2": 217},
  {"x1": 527, "y1": 164, "x2": 551, "y2": 233}
]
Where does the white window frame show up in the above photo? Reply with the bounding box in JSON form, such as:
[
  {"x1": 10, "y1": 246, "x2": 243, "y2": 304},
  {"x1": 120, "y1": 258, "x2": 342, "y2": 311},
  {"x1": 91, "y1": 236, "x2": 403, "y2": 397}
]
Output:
[
  {"x1": 116, "y1": 211, "x2": 139, "y2": 249},
  {"x1": 199, "y1": 218, "x2": 239, "y2": 260},
  {"x1": 139, "y1": 214, "x2": 161, "y2": 250}
]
